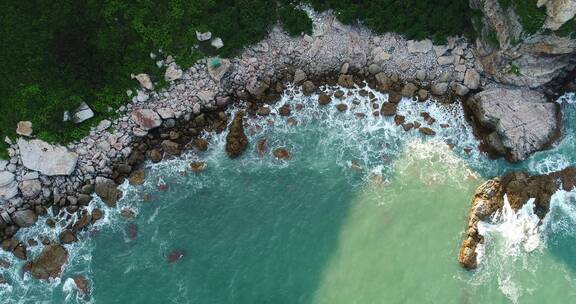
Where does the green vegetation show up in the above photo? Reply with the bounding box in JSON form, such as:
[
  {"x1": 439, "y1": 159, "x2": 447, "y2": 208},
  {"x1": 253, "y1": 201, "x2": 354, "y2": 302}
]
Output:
[
  {"x1": 499, "y1": 0, "x2": 547, "y2": 34},
  {"x1": 305, "y1": 0, "x2": 476, "y2": 43},
  {"x1": 508, "y1": 63, "x2": 521, "y2": 76},
  {"x1": 0, "y1": 0, "x2": 313, "y2": 158},
  {"x1": 556, "y1": 17, "x2": 576, "y2": 39},
  {"x1": 279, "y1": 5, "x2": 314, "y2": 36}
]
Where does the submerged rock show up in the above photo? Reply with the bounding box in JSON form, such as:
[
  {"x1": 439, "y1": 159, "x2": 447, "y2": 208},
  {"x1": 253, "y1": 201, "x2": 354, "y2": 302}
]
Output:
[
  {"x1": 273, "y1": 148, "x2": 291, "y2": 160},
  {"x1": 168, "y1": 250, "x2": 185, "y2": 263},
  {"x1": 225, "y1": 112, "x2": 248, "y2": 158},
  {"x1": 31, "y1": 245, "x2": 68, "y2": 280}
]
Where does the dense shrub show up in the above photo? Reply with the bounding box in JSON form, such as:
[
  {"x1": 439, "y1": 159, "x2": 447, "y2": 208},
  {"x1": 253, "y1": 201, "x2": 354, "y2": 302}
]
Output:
[
  {"x1": 278, "y1": 5, "x2": 313, "y2": 36},
  {"x1": 305, "y1": 0, "x2": 476, "y2": 43}
]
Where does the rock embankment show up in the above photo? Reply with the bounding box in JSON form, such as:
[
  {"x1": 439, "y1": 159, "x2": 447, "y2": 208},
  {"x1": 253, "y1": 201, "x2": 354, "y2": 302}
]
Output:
[{"x1": 459, "y1": 167, "x2": 576, "y2": 269}]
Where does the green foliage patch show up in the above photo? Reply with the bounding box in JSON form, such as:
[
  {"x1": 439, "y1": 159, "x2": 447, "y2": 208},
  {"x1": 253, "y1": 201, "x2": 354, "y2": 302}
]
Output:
[{"x1": 499, "y1": 0, "x2": 547, "y2": 34}]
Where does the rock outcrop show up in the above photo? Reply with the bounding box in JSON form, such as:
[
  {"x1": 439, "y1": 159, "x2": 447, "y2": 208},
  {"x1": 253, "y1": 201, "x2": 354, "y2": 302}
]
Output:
[
  {"x1": 95, "y1": 177, "x2": 122, "y2": 207},
  {"x1": 225, "y1": 112, "x2": 248, "y2": 158},
  {"x1": 467, "y1": 88, "x2": 560, "y2": 161},
  {"x1": 459, "y1": 167, "x2": 574, "y2": 269},
  {"x1": 17, "y1": 139, "x2": 78, "y2": 176}
]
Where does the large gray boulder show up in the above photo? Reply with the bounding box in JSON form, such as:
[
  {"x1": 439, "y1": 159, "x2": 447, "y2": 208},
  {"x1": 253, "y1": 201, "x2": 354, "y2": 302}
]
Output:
[
  {"x1": 0, "y1": 171, "x2": 18, "y2": 200},
  {"x1": 19, "y1": 179, "x2": 42, "y2": 199},
  {"x1": 467, "y1": 88, "x2": 560, "y2": 161},
  {"x1": 18, "y1": 139, "x2": 78, "y2": 176},
  {"x1": 11, "y1": 210, "x2": 37, "y2": 227}
]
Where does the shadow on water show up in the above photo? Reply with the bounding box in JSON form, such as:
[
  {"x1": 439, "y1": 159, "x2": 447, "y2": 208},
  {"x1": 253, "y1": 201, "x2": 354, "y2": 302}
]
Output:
[{"x1": 89, "y1": 152, "x2": 357, "y2": 304}]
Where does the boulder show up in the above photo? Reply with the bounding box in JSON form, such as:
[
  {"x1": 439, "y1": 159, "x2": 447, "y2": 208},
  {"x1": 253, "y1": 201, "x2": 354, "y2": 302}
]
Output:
[
  {"x1": 31, "y1": 245, "x2": 68, "y2": 280},
  {"x1": 132, "y1": 73, "x2": 154, "y2": 90},
  {"x1": 467, "y1": 88, "x2": 560, "y2": 161},
  {"x1": 95, "y1": 177, "x2": 122, "y2": 207},
  {"x1": 293, "y1": 69, "x2": 307, "y2": 84},
  {"x1": 59, "y1": 230, "x2": 77, "y2": 244},
  {"x1": 12, "y1": 210, "x2": 37, "y2": 227},
  {"x1": 431, "y1": 82, "x2": 449, "y2": 95},
  {"x1": 419, "y1": 127, "x2": 436, "y2": 136},
  {"x1": 380, "y1": 102, "x2": 397, "y2": 116},
  {"x1": 464, "y1": 69, "x2": 480, "y2": 90},
  {"x1": 273, "y1": 148, "x2": 291, "y2": 160},
  {"x1": 225, "y1": 112, "x2": 248, "y2": 158},
  {"x1": 194, "y1": 138, "x2": 209, "y2": 151},
  {"x1": 338, "y1": 75, "x2": 355, "y2": 88},
  {"x1": 190, "y1": 162, "x2": 207, "y2": 172},
  {"x1": 246, "y1": 78, "x2": 269, "y2": 98},
  {"x1": 128, "y1": 169, "x2": 146, "y2": 186},
  {"x1": 207, "y1": 57, "x2": 231, "y2": 82},
  {"x1": 16, "y1": 121, "x2": 33, "y2": 136},
  {"x1": 73, "y1": 276, "x2": 89, "y2": 296},
  {"x1": 407, "y1": 39, "x2": 433, "y2": 53},
  {"x1": 278, "y1": 104, "x2": 291, "y2": 116},
  {"x1": 161, "y1": 140, "x2": 181, "y2": 156},
  {"x1": 0, "y1": 171, "x2": 18, "y2": 200},
  {"x1": 165, "y1": 63, "x2": 183, "y2": 82},
  {"x1": 211, "y1": 37, "x2": 224, "y2": 49},
  {"x1": 18, "y1": 139, "x2": 78, "y2": 176},
  {"x1": 318, "y1": 93, "x2": 332, "y2": 105},
  {"x1": 131, "y1": 109, "x2": 161, "y2": 131},
  {"x1": 19, "y1": 179, "x2": 42, "y2": 199},
  {"x1": 401, "y1": 83, "x2": 418, "y2": 97},
  {"x1": 196, "y1": 31, "x2": 212, "y2": 41},
  {"x1": 73, "y1": 102, "x2": 94, "y2": 124}
]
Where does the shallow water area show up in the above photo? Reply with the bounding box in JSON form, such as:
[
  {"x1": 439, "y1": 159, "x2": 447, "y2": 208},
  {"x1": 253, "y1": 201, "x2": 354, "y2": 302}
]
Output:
[{"x1": 0, "y1": 87, "x2": 575, "y2": 303}]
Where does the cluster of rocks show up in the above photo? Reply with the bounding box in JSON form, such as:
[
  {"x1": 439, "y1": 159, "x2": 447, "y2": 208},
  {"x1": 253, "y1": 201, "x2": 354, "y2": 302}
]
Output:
[
  {"x1": 458, "y1": 167, "x2": 576, "y2": 269},
  {"x1": 0, "y1": 10, "x2": 571, "y2": 280}
]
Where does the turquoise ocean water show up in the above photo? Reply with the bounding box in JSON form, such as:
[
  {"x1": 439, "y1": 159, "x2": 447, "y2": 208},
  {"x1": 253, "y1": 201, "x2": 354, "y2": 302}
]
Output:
[{"x1": 0, "y1": 86, "x2": 575, "y2": 304}]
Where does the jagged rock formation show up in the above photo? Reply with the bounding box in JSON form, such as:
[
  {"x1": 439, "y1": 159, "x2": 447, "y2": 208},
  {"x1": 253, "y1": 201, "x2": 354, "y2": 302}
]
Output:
[
  {"x1": 225, "y1": 112, "x2": 248, "y2": 158},
  {"x1": 459, "y1": 167, "x2": 575, "y2": 269}
]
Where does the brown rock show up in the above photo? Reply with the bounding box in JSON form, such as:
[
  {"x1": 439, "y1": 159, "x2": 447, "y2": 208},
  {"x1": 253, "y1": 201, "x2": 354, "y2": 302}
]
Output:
[
  {"x1": 161, "y1": 140, "x2": 181, "y2": 156},
  {"x1": 95, "y1": 177, "x2": 122, "y2": 208},
  {"x1": 334, "y1": 90, "x2": 345, "y2": 99},
  {"x1": 148, "y1": 149, "x2": 163, "y2": 163},
  {"x1": 168, "y1": 250, "x2": 185, "y2": 263},
  {"x1": 419, "y1": 127, "x2": 436, "y2": 136},
  {"x1": 73, "y1": 276, "x2": 89, "y2": 296},
  {"x1": 279, "y1": 104, "x2": 291, "y2": 116},
  {"x1": 318, "y1": 93, "x2": 332, "y2": 105},
  {"x1": 336, "y1": 104, "x2": 348, "y2": 112},
  {"x1": 120, "y1": 208, "x2": 136, "y2": 220},
  {"x1": 190, "y1": 162, "x2": 207, "y2": 172},
  {"x1": 273, "y1": 148, "x2": 291, "y2": 160},
  {"x1": 129, "y1": 169, "x2": 146, "y2": 186},
  {"x1": 338, "y1": 75, "x2": 355, "y2": 88},
  {"x1": 72, "y1": 214, "x2": 91, "y2": 232},
  {"x1": 225, "y1": 112, "x2": 248, "y2": 158},
  {"x1": 193, "y1": 138, "x2": 209, "y2": 151},
  {"x1": 91, "y1": 209, "x2": 103, "y2": 224},
  {"x1": 394, "y1": 115, "x2": 405, "y2": 125},
  {"x1": 380, "y1": 102, "x2": 397, "y2": 116},
  {"x1": 257, "y1": 138, "x2": 267, "y2": 156},
  {"x1": 388, "y1": 92, "x2": 402, "y2": 103},
  {"x1": 31, "y1": 245, "x2": 69, "y2": 280},
  {"x1": 59, "y1": 230, "x2": 77, "y2": 244},
  {"x1": 257, "y1": 107, "x2": 271, "y2": 116},
  {"x1": 402, "y1": 123, "x2": 414, "y2": 132}
]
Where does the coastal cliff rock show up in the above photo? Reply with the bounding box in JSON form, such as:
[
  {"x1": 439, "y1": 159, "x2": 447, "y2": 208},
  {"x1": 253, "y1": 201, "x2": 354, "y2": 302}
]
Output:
[
  {"x1": 467, "y1": 88, "x2": 560, "y2": 161},
  {"x1": 17, "y1": 139, "x2": 78, "y2": 176},
  {"x1": 473, "y1": 0, "x2": 576, "y2": 89},
  {"x1": 459, "y1": 167, "x2": 574, "y2": 269},
  {"x1": 95, "y1": 177, "x2": 122, "y2": 207},
  {"x1": 225, "y1": 112, "x2": 248, "y2": 158}
]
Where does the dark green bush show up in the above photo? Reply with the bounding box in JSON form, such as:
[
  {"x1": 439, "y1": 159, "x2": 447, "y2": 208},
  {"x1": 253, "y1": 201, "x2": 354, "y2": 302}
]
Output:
[{"x1": 278, "y1": 5, "x2": 313, "y2": 36}]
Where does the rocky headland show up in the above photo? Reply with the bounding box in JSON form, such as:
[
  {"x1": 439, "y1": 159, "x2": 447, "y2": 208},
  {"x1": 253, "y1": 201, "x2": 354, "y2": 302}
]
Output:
[{"x1": 0, "y1": 5, "x2": 575, "y2": 283}]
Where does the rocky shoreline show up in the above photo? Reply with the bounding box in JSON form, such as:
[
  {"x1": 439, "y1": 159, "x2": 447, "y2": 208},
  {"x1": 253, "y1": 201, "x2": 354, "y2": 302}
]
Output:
[{"x1": 0, "y1": 11, "x2": 575, "y2": 283}]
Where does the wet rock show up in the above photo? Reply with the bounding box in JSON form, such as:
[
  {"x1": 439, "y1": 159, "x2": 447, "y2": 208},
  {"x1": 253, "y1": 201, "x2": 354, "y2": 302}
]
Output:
[
  {"x1": 336, "y1": 104, "x2": 348, "y2": 112},
  {"x1": 318, "y1": 93, "x2": 332, "y2": 105},
  {"x1": 120, "y1": 208, "x2": 136, "y2": 220},
  {"x1": 338, "y1": 74, "x2": 355, "y2": 88},
  {"x1": 12, "y1": 210, "x2": 37, "y2": 228},
  {"x1": 91, "y1": 209, "x2": 103, "y2": 224},
  {"x1": 419, "y1": 127, "x2": 436, "y2": 136},
  {"x1": 129, "y1": 169, "x2": 146, "y2": 186},
  {"x1": 401, "y1": 83, "x2": 418, "y2": 97},
  {"x1": 302, "y1": 81, "x2": 316, "y2": 95},
  {"x1": 293, "y1": 69, "x2": 307, "y2": 84},
  {"x1": 72, "y1": 214, "x2": 91, "y2": 231},
  {"x1": 73, "y1": 276, "x2": 89, "y2": 296},
  {"x1": 95, "y1": 177, "x2": 122, "y2": 207},
  {"x1": 394, "y1": 115, "x2": 406, "y2": 125},
  {"x1": 168, "y1": 250, "x2": 185, "y2": 263},
  {"x1": 273, "y1": 148, "x2": 291, "y2": 160},
  {"x1": 257, "y1": 107, "x2": 271, "y2": 116},
  {"x1": 402, "y1": 123, "x2": 414, "y2": 132},
  {"x1": 278, "y1": 104, "x2": 291, "y2": 116},
  {"x1": 148, "y1": 149, "x2": 163, "y2": 163},
  {"x1": 31, "y1": 245, "x2": 68, "y2": 280},
  {"x1": 380, "y1": 102, "x2": 397, "y2": 116},
  {"x1": 257, "y1": 138, "x2": 267, "y2": 156},
  {"x1": 59, "y1": 230, "x2": 77, "y2": 244},
  {"x1": 18, "y1": 138, "x2": 78, "y2": 176},
  {"x1": 388, "y1": 92, "x2": 402, "y2": 104},
  {"x1": 225, "y1": 112, "x2": 248, "y2": 158},
  {"x1": 190, "y1": 162, "x2": 207, "y2": 172},
  {"x1": 193, "y1": 138, "x2": 209, "y2": 151},
  {"x1": 161, "y1": 140, "x2": 181, "y2": 156}
]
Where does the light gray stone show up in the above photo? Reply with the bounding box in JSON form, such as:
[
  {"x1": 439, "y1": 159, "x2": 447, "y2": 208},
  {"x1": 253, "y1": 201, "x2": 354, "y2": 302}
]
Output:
[
  {"x1": 132, "y1": 73, "x2": 154, "y2": 90},
  {"x1": 18, "y1": 139, "x2": 78, "y2": 176},
  {"x1": 464, "y1": 69, "x2": 481, "y2": 90},
  {"x1": 207, "y1": 58, "x2": 231, "y2": 82},
  {"x1": 0, "y1": 171, "x2": 18, "y2": 200},
  {"x1": 407, "y1": 39, "x2": 433, "y2": 53},
  {"x1": 196, "y1": 31, "x2": 212, "y2": 41},
  {"x1": 211, "y1": 37, "x2": 224, "y2": 49},
  {"x1": 165, "y1": 63, "x2": 183, "y2": 82},
  {"x1": 293, "y1": 69, "x2": 307, "y2": 84},
  {"x1": 431, "y1": 82, "x2": 449, "y2": 95},
  {"x1": 467, "y1": 88, "x2": 560, "y2": 161},
  {"x1": 73, "y1": 102, "x2": 94, "y2": 124},
  {"x1": 16, "y1": 121, "x2": 33, "y2": 137},
  {"x1": 19, "y1": 179, "x2": 41, "y2": 199}
]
